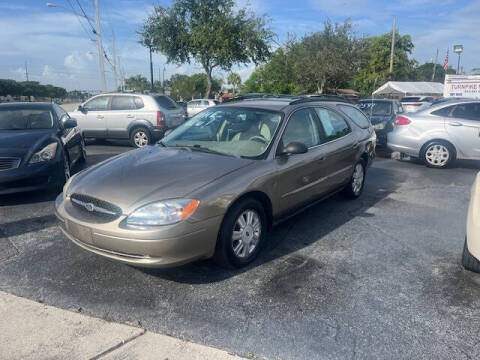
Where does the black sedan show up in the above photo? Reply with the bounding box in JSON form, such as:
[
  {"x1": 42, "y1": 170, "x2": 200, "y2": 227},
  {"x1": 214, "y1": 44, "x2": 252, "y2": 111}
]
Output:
[
  {"x1": 0, "y1": 102, "x2": 86, "y2": 195},
  {"x1": 357, "y1": 99, "x2": 404, "y2": 147}
]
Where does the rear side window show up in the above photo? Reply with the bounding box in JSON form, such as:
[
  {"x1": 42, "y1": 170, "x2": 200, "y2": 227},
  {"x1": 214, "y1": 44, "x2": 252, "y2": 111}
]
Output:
[
  {"x1": 84, "y1": 96, "x2": 110, "y2": 111},
  {"x1": 201, "y1": 100, "x2": 209, "y2": 106},
  {"x1": 337, "y1": 104, "x2": 370, "y2": 129},
  {"x1": 134, "y1": 97, "x2": 144, "y2": 109},
  {"x1": 154, "y1": 96, "x2": 178, "y2": 110},
  {"x1": 401, "y1": 97, "x2": 420, "y2": 102},
  {"x1": 431, "y1": 106, "x2": 454, "y2": 117},
  {"x1": 315, "y1": 108, "x2": 351, "y2": 142},
  {"x1": 111, "y1": 96, "x2": 136, "y2": 111}
]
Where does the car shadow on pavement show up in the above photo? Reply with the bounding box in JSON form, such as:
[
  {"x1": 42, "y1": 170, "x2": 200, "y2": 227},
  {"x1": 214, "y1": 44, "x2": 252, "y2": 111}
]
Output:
[{"x1": 140, "y1": 166, "x2": 405, "y2": 284}]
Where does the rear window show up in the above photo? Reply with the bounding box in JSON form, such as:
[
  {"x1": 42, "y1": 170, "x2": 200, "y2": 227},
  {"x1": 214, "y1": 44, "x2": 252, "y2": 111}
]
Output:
[
  {"x1": 154, "y1": 96, "x2": 178, "y2": 110},
  {"x1": 337, "y1": 104, "x2": 370, "y2": 129},
  {"x1": 0, "y1": 109, "x2": 54, "y2": 130},
  {"x1": 431, "y1": 106, "x2": 454, "y2": 117},
  {"x1": 401, "y1": 97, "x2": 421, "y2": 102}
]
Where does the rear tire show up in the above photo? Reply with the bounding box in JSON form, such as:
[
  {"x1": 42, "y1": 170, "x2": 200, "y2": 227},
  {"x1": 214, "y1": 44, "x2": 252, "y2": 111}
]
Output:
[
  {"x1": 213, "y1": 198, "x2": 267, "y2": 269},
  {"x1": 78, "y1": 137, "x2": 87, "y2": 164},
  {"x1": 462, "y1": 237, "x2": 480, "y2": 273},
  {"x1": 421, "y1": 140, "x2": 455, "y2": 168},
  {"x1": 130, "y1": 127, "x2": 152, "y2": 148},
  {"x1": 342, "y1": 160, "x2": 366, "y2": 199}
]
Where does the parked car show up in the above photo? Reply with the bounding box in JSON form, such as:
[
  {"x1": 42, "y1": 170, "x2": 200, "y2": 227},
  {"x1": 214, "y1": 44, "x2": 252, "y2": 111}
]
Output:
[
  {"x1": 357, "y1": 99, "x2": 403, "y2": 146},
  {"x1": 70, "y1": 93, "x2": 185, "y2": 148},
  {"x1": 55, "y1": 97, "x2": 376, "y2": 269},
  {"x1": 0, "y1": 102, "x2": 86, "y2": 195},
  {"x1": 388, "y1": 99, "x2": 480, "y2": 168},
  {"x1": 400, "y1": 96, "x2": 434, "y2": 113},
  {"x1": 187, "y1": 99, "x2": 218, "y2": 117},
  {"x1": 463, "y1": 172, "x2": 480, "y2": 273}
]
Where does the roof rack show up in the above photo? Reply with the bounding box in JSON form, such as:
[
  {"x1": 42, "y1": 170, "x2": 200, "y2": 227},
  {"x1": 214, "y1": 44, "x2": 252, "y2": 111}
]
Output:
[{"x1": 289, "y1": 94, "x2": 352, "y2": 105}]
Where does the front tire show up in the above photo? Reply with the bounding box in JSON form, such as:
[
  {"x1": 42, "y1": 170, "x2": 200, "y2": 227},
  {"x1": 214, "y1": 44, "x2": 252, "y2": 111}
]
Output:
[
  {"x1": 421, "y1": 140, "x2": 455, "y2": 168},
  {"x1": 342, "y1": 161, "x2": 366, "y2": 199},
  {"x1": 462, "y1": 237, "x2": 480, "y2": 273},
  {"x1": 78, "y1": 137, "x2": 87, "y2": 163},
  {"x1": 213, "y1": 198, "x2": 267, "y2": 269},
  {"x1": 130, "y1": 127, "x2": 152, "y2": 148}
]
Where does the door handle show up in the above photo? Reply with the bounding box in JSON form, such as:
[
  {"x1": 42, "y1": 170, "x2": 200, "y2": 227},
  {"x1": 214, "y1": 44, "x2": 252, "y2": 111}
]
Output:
[
  {"x1": 96, "y1": 115, "x2": 104, "y2": 119},
  {"x1": 126, "y1": 115, "x2": 135, "y2": 118},
  {"x1": 448, "y1": 121, "x2": 462, "y2": 127}
]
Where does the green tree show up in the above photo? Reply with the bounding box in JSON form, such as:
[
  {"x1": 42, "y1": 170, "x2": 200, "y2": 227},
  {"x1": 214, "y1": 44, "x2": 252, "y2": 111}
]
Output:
[
  {"x1": 124, "y1": 75, "x2": 150, "y2": 92},
  {"x1": 293, "y1": 20, "x2": 364, "y2": 94},
  {"x1": 140, "y1": 0, "x2": 273, "y2": 98},
  {"x1": 227, "y1": 72, "x2": 241, "y2": 94},
  {"x1": 415, "y1": 62, "x2": 456, "y2": 83},
  {"x1": 354, "y1": 31, "x2": 417, "y2": 95},
  {"x1": 169, "y1": 73, "x2": 222, "y2": 100}
]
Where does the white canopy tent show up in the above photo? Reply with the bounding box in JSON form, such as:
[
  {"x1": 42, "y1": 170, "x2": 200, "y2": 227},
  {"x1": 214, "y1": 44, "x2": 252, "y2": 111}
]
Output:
[{"x1": 372, "y1": 81, "x2": 444, "y2": 96}]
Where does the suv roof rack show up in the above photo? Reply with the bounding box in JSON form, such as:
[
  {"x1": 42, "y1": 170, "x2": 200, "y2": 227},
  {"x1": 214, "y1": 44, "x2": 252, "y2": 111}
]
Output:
[{"x1": 223, "y1": 93, "x2": 353, "y2": 105}]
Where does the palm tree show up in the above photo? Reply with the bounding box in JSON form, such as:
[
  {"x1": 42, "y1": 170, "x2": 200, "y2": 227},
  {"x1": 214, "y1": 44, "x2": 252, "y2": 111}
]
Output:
[{"x1": 227, "y1": 72, "x2": 242, "y2": 95}]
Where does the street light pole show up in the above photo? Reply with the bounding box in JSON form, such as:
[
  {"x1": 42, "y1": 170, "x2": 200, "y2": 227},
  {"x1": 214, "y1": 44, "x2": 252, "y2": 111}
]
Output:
[
  {"x1": 162, "y1": 66, "x2": 166, "y2": 93},
  {"x1": 453, "y1": 44, "x2": 463, "y2": 75},
  {"x1": 94, "y1": 0, "x2": 107, "y2": 92}
]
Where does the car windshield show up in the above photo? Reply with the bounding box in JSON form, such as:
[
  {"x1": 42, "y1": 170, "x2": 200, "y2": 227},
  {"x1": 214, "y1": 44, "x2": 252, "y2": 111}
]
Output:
[
  {"x1": 162, "y1": 107, "x2": 282, "y2": 158},
  {"x1": 358, "y1": 101, "x2": 392, "y2": 116},
  {"x1": 0, "y1": 109, "x2": 54, "y2": 130}
]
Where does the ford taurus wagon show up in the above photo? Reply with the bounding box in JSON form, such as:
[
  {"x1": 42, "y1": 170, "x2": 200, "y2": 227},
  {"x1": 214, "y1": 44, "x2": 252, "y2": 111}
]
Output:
[{"x1": 55, "y1": 96, "x2": 376, "y2": 268}]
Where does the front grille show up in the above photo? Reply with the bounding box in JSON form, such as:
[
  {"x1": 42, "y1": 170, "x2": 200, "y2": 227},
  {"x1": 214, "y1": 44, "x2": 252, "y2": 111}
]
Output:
[
  {"x1": 70, "y1": 193, "x2": 122, "y2": 221},
  {"x1": 0, "y1": 158, "x2": 20, "y2": 171}
]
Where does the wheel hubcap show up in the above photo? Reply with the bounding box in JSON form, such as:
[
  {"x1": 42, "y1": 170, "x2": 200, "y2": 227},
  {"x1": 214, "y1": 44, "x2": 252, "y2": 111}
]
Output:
[
  {"x1": 426, "y1": 145, "x2": 449, "y2": 166},
  {"x1": 232, "y1": 210, "x2": 261, "y2": 259},
  {"x1": 134, "y1": 132, "x2": 149, "y2": 147},
  {"x1": 352, "y1": 163, "x2": 364, "y2": 194}
]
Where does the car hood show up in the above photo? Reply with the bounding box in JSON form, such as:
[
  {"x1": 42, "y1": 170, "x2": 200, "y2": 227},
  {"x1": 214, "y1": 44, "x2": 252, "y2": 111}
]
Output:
[
  {"x1": 69, "y1": 146, "x2": 254, "y2": 213},
  {"x1": 0, "y1": 129, "x2": 56, "y2": 158}
]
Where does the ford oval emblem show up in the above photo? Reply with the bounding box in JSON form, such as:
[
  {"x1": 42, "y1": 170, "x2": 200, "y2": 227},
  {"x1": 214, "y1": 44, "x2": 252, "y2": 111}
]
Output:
[{"x1": 84, "y1": 203, "x2": 95, "y2": 212}]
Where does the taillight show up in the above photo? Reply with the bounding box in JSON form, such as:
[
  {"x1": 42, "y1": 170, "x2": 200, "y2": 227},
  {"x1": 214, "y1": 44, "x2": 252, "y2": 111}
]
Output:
[
  {"x1": 395, "y1": 116, "x2": 411, "y2": 126},
  {"x1": 157, "y1": 111, "x2": 166, "y2": 126}
]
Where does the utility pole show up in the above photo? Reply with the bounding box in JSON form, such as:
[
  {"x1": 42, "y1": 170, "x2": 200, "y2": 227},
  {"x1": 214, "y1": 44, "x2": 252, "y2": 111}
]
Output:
[
  {"x1": 24, "y1": 61, "x2": 29, "y2": 81},
  {"x1": 389, "y1": 17, "x2": 396, "y2": 76},
  {"x1": 94, "y1": 0, "x2": 107, "y2": 92},
  {"x1": 432, "y1": 48, "x2": 439, "y2": 81},
  {"x1": 112, "y1": 31, "x2": 118, "y2": 91},
  {"x1": 117, "y1": 56, "x2": 124, "y2": 91},
  {"x1": 162, "y1": 66, "x2": 166, "y2": 94}
]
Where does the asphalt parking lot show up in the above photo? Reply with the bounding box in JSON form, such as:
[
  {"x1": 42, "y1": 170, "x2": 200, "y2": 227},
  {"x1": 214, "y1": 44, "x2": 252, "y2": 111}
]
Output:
[{"x1": 1, "y1": 143, "x2": 480, "y2": 360}]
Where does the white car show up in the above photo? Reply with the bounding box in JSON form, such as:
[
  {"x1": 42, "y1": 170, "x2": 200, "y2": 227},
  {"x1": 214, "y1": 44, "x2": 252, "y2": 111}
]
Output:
[
  {"x1": 463, "y1": 172, "x2": 480, "y2": 273},
  {"x1": 187, "y1": 99, "x2": 217, "y2": 117},
  {"x1": 400, "y1": 96, "x2": 434, "y2": 113}
]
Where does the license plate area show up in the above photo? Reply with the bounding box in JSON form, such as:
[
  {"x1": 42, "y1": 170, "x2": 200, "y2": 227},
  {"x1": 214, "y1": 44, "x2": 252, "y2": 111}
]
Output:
[{"x1": 65, "y1": 220, "x2": 92, "y2": 244}]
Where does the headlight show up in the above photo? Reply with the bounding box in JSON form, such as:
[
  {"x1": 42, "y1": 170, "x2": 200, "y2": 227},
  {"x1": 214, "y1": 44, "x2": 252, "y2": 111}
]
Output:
[
  {"x1": 29, "y1": 143, "x2": 58, "y2": 164},
  {"x1": 126, "y1": 199, "x2": 200, "y2": 226},
  {"x1": 62, "y1": 174, "x2": 75, "y2": 200}
]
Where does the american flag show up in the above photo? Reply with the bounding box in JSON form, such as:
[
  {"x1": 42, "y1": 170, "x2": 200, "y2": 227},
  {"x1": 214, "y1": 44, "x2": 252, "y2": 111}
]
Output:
[{"x1": 443, "y1": 49, "x2": 449, "y2": 71}]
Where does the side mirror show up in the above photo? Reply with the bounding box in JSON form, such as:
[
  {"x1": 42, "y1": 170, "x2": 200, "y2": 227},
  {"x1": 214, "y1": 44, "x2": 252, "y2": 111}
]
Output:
[
  {"x1": 63, "y1": 117, "x2": 78, "y2": 129},
  {"x1": 77, "y1": 105, "x2": 86, "y2": 113},
  {"x1": 278, "y1": 142, "x2": 308, "y2": 156}
]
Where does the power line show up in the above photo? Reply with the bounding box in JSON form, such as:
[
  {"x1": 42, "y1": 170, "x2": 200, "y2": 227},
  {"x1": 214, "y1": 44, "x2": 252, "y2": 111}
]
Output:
[
  {"x1": 65, "y1": 0, "x2": 95, "y2": 41},
  {"x1": 74, "y1": 0, "x2": 97, "y2": 34}
]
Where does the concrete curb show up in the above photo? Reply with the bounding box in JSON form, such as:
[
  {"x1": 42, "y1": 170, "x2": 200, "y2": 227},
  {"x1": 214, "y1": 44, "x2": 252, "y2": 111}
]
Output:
[{"x1": 0, "y1": 291, "x2": 244, "y2": 360}]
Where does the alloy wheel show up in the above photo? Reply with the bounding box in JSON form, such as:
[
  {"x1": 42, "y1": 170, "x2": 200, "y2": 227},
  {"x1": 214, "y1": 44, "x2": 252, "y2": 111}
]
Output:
[
  {"x1": 425, "y1": 144, "x2": 449, "y2": 167},
  {"x1": 134, "y1": 131, "x2": 149, "y2": 147},
  {"x1": 352, "y1": 163, "x2": 364, "y2": 195},
  {"x1": 231, "y1": 210, "x2": 261, "y2": 259}
]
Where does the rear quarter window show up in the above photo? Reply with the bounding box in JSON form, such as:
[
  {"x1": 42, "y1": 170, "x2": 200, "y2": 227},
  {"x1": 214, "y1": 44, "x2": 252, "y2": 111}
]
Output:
[
  {"x1": 337, "y1": 104, "x2": 370, "y2": 129},
  {"x1": 154, "y1": 96, "x2": 178, "y2": 110}
]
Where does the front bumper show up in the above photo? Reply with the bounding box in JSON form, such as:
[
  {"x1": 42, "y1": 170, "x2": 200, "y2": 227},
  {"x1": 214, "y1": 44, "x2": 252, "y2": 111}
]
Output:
[
  {"x1": 0, "y1": 161, "x2": 62, "y2": 195},
  {"x1": 55, "y1": 194, "x2": 223, "y2": 268}
]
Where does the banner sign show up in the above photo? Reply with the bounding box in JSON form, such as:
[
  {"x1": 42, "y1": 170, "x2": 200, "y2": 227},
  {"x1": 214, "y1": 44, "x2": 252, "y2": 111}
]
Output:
[{"x1": 444, "y1": 75, "x2": 480, "y2": 98}]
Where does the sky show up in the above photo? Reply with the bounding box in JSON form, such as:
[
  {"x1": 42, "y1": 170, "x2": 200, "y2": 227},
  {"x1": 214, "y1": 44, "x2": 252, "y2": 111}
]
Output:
[{"x1": 0, "y1": 0, "x2": 478, "y2": 91}]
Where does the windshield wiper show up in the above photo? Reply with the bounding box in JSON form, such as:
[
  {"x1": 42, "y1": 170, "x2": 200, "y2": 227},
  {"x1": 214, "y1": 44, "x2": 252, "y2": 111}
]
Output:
[
  {"x1": 157, "y1": 140, "x2": 168, "y2": 147},
  {"x1": 177, "y1": 144, "x2": 236, "y2": 157}
]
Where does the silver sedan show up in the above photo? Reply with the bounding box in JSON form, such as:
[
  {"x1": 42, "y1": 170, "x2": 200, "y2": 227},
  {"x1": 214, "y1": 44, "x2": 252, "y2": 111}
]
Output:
[{"x1": 387, "y1": 99, "x2": 480, "y2": 168}]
